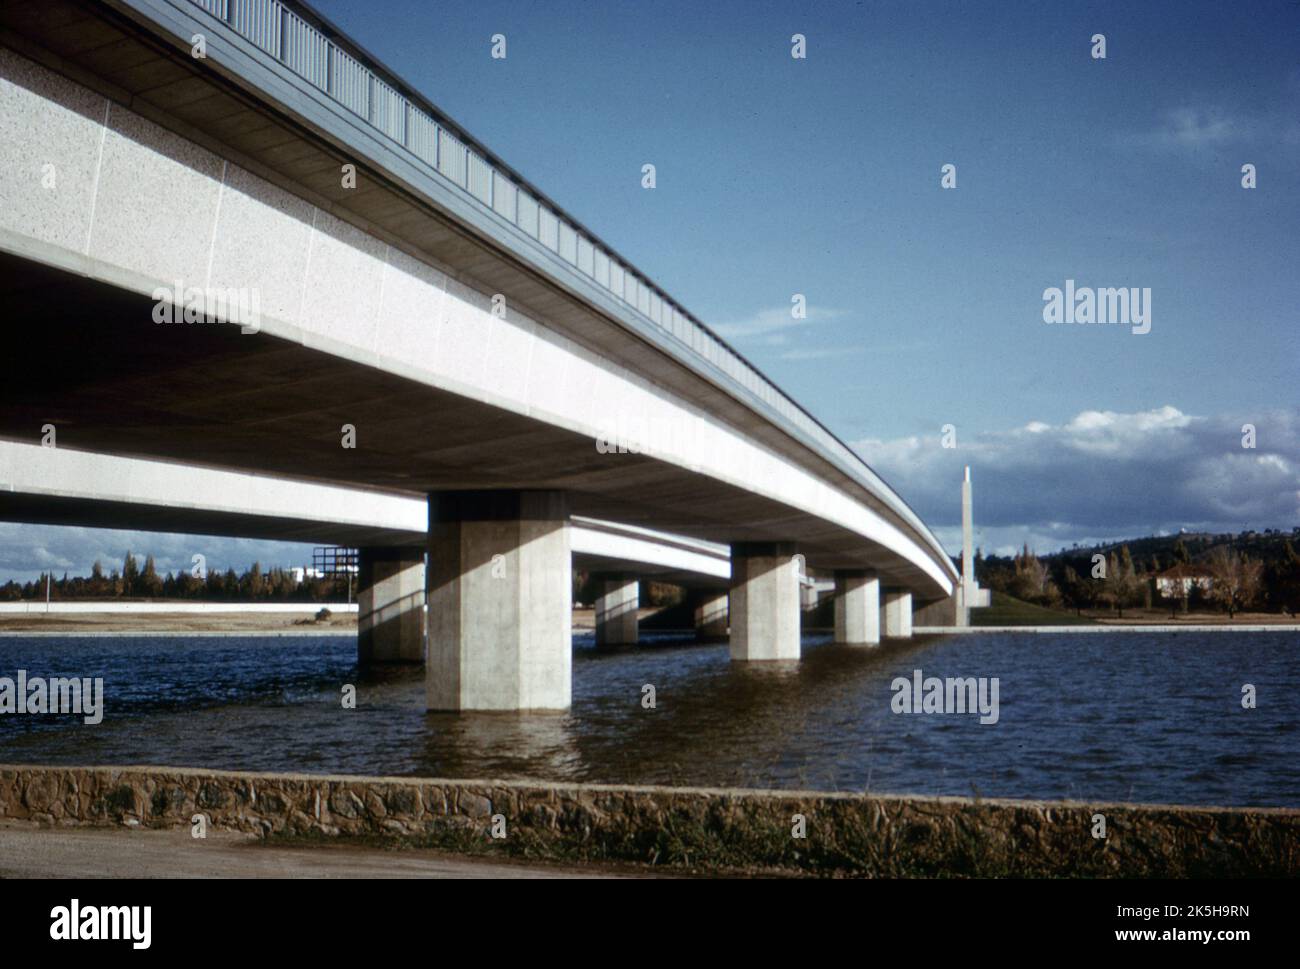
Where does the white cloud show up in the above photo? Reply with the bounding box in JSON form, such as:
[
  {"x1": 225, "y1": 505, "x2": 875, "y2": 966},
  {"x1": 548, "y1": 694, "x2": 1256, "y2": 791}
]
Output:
[
  {"x1": 780, "y1": 346, "x2": 862, "y2": 361},
  {"x1": 855, "y1": 405, "x2": 1300, "y2": 554},
  {"x1": 713, "y1": 303, "x2": 844, "y2": 342},
  {"x1": 1126, "y1": 101, "x2": 1300, "y2": 154},
  {"x1": 2, "y1": 406, "x2": 1294, "y2": 580},
  {"x1": 1155, "y1": 107, "x2": 1240, "y2": 147}
]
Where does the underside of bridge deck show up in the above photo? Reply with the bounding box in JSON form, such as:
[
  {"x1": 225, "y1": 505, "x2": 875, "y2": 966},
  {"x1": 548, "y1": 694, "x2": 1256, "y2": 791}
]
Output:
[{"x1": 0, "y1": 251, "x2": 941, "y2": 590}]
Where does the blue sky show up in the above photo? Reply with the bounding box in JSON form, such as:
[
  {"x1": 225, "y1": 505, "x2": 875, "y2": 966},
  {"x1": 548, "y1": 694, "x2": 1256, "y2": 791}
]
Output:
[
  {"x1": 3, "y1": 0, "x2": 1297, "y2": 580},
  {"x1": 298, "y1": 0, "x2": 1298, "y2": 437}
]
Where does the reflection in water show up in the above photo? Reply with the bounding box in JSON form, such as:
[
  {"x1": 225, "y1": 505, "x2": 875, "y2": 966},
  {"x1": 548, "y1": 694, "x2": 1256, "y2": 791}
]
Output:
[
  {"x1": 1, "y1": 630, "x2": 1297, "y2": 806},
  {"x1": 418, "y1": 710, "x2": 582, "y2": 781}
]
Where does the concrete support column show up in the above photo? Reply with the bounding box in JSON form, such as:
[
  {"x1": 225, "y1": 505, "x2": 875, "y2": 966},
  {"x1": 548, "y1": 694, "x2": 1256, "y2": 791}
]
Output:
[
  {"x1": 594, "y1": 572, "x2": 639, "y2": 647},
  {"x1": 833, "y1": 569, "x2": 880, "y2": 646},
  {"x1": 729, "y1": 542, "x2": 801, "y2": 661},
  {"x1": 883, "y1": 589, "x2": 914, "y2": 639},
  {"x1": 800, "y1": 580, "x2": 821, "y2": 612},
  {"x1": 915, "y1": 593, "x2": 965, "y2": 628},
  {"x1": 693, "y1": 591, "x2": 729, "y2": 642},
  {"x1": 358, "y1": 547, "x2": 426, "y2": 665},
  {"x1": 426, "y1": 490, "x2": 571, "y2": 711}
]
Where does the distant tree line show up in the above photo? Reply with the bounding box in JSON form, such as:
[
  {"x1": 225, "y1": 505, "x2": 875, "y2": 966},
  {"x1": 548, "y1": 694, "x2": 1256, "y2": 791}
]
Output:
[
  {"x1": 1, "y1": 551, "x2": 351, "y2": 603},
  {"x1": 4, "y1": 557, "x2": 693, "y2": 607},
  {"x1": 973, "y1": 528, "x2": 1300, "y2": 618}
]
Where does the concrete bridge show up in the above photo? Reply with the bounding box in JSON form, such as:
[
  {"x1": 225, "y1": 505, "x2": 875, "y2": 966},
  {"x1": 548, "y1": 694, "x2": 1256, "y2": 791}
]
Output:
[
  {"x1": 0, "y1": 0, "x2": 960, "y2": 710},
  {"x1": 0, "y1": 439, "x2": 733, "y2": 659}
]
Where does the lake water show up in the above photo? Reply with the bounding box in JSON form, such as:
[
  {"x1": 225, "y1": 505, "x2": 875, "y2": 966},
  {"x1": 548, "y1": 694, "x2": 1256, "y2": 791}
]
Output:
[{"x1": 1, "y1": 630, "x2": 1296, "y2": 806}]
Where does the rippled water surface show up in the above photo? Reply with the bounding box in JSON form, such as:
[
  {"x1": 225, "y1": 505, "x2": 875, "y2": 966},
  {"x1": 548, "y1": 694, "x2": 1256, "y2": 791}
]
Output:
[{"x1": 1, "y1": 630, "x2": 1297, "y2": 806}]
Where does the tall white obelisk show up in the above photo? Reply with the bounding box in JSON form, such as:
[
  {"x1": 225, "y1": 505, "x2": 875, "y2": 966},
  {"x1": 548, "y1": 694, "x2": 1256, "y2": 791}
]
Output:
[
  {"x1": 957, "y1": 465, "x2": 991, "y2": 621},
  {"x1": 961, "y1": 465, "x2": 974, "y2": 607}
]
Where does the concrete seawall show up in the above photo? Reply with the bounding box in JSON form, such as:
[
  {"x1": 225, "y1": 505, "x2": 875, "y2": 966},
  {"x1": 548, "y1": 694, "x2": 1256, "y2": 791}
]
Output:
[{"x1": 2, "y1": 764, "x2": 1296, "y2": 876}]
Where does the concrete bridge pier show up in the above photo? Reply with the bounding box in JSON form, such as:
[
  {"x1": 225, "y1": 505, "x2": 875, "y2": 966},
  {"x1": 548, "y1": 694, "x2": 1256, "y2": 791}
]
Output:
[
  {"x1": 883, "y1": 589, "x2": 914, "y2": 638},
  {"x1": 693, "y1": 591, "x2": 729, "y2": 642},
  {"x1": 357, "y1": 547, "x2": 426, "y2": 665},
  {"x1": 594, "y1": 572, "x2": 639, "y2": 647},
  {"x1": 729, "y1": 543, "x2": 801, "y2": 661},
  {"x1": 426, "y1": 491, "x2": 572, "y2": 711},
  {"x1": 914, "y1": 593, "x2": 963, "y2": 627},
  {"x1": 800, "y1": 580, "x2": 822, "y2": 612},
  {"x1": 833, "y1": 569, "x2": 880, "y2": 646}
]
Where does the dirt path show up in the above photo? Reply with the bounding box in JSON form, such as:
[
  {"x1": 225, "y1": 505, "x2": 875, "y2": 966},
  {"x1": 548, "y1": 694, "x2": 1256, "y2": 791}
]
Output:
[{"x1": 0, "y1": 824, "x2": 640, "y2": 879}]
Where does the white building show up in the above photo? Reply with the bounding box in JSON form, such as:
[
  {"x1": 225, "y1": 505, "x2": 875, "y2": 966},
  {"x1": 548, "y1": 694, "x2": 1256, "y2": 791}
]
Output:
[{"x1": 1155, "y1": 564, "x2": 1213, "y2": 597}]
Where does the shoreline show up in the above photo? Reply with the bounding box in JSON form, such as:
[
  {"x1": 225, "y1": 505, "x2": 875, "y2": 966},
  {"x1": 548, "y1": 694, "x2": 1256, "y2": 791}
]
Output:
[
  {"x1": 0, "y1": 628, "x2": 359, "y2": 638},
  {"x1": 5, "y1": 624, "x2": 1297, "y2": 638},
  {"x1": 0, "y1": 604, "x2": 615, "y2": 635},
  {"x1": 922, "y1": 623, "x2": 1300, "y2": 634},
  {"x1": 0, "y1": 607, "x2": 358, "y2": 636},
  {"x1": 2, "y1": 600, "x2": 1296, "y2": 637}
]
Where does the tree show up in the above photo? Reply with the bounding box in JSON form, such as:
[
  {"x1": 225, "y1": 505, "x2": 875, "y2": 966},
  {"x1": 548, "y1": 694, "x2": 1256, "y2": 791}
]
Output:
[
  {"x1": 1172, "y1": 539, "x2": 1191, "y2": 565},
  {"x1": 205, "y1": 568, "x2": 224, "y2": 598},
  {"x1": 139, "y1": 555, "x2": 163, "y2": 597},
  {"x1": 243, "y1": 562, "x2": 265, "y2": 599},
  {"x1": 1205, "y1": 546, "x2": 1263, "y2": 618},
  {"x1": 1060, "y1": 565, "x2": 1095, "y2": 615},
  {"x1": 1265, "y1": 541, "x2": 1300, "y2": 616},
  {"x1": 1103, "y1": 546, "x2": 1141, "y2": 617},
  {"x1": 86, "y1": 559, "x2": 109, "y2": 598},
  {"x1": 1010, "y1": 544, "x2": 1058, "y2": 605},
  {"x1": 121, "y1": 552, "x2": 139, "y2": 598},
  {"x1": 1164, "y1": 574, "x2": 1191, "y2": 619}
]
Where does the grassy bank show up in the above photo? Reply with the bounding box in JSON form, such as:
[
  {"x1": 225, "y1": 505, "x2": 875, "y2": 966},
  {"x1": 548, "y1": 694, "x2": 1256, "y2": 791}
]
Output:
[{"x1": 972, "y1": 592, "x2": 1096, "y2": 626}]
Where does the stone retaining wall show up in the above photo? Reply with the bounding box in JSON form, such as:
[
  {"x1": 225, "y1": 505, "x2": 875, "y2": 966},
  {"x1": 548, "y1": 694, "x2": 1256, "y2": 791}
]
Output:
[{"x1": 2, "y1": 764, "x2": 1296, "y2": 877}]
